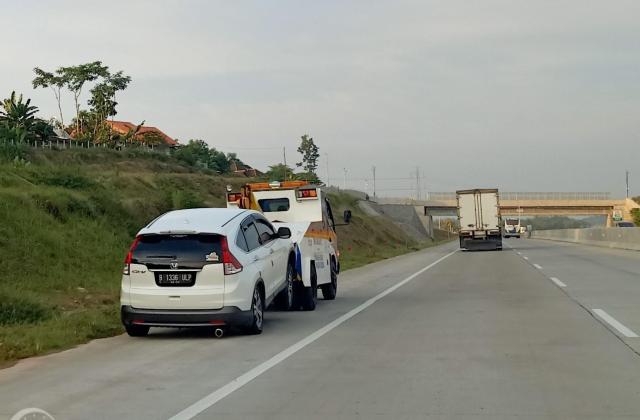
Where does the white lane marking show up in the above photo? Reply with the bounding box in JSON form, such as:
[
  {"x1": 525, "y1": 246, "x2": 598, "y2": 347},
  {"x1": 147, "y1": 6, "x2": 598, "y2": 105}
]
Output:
[
  {"x1": 533, "y1": 263, "x2": 543, "y2": 269},
  {"x1": 523, "y1": 256, "x2": 529, "y2": 260},
  {"x1": 550, "y1": 277, "x2": 566, "y2": 288},
  {"x1": 516, "y1": 251, "x2": 522, "y2": 255},
  {"x1": 592, "y1": 309, "x2": 639, "y2": 338},
  {"x1": 168, "y1": 250, "x2": 458, "y2": 420}
]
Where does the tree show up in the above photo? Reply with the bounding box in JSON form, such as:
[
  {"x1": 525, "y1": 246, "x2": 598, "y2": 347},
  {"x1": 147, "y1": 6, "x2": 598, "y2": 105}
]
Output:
[
  {"x1": 89, "y1": 70, "x2": 131, "y2": 120},
  {"x1": 0, "y1": 92, "x2": 53, "y2": 145},
  {"x1": 59, "y1": 61, "x2": 109, "y2": 134},
  {"x1": 173, "y1": 139, "x2": 211, "y2": 167},
  {"x1": 0, "y1": 91, "x2": 38, "y2": 131},
  {"x1": 296, "y1": 134, "x2": 320, "y2": 176},
  {"x1": 140, "y1": 131, "x2": 165, "y2": 147},
  {"x1": 32, "y1": 68, "x2": 66, "y2": 128},
  {"x1": 209, "y1": 148, "x2": 232, "y2": 173},
  {"x1": 265, "y1": 163, "x2": 295, "y2": 181}
]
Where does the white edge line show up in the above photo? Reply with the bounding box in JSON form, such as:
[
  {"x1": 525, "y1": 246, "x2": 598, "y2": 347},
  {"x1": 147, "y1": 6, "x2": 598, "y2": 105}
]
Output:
[
  {"x1": 168, "y1": 250, "x2": 458, "y2": 420},
  {"x1": 523, "y1": 256, "x2": 529, "y2": 260},
  {"x1": 533, "y1": 263, "x2": 543, "y2": 269},
  {"x1": 592, "y1": 309, "x2": 639, "y2": 338},
  {"x1": 549, "y1": 277, "x2": 566, "y2": 288}
]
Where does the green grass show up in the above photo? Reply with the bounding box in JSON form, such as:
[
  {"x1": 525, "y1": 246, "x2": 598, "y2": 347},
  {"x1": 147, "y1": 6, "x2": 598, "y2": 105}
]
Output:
[{"x1": 0, "y1": 148, "x2": 440, "y2": 366}]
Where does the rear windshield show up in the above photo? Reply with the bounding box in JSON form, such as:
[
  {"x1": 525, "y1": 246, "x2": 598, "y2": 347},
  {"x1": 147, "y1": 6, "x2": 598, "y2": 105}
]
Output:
[
  {"x1": 133, "y1": 234, "x2": 221, "y2": 262},
  {"x1": 506, "y1": 219, "x2": 519, "y2": 225},
  {"x1": 258, "y1": 198, "x2": 290, "y2": 212}
]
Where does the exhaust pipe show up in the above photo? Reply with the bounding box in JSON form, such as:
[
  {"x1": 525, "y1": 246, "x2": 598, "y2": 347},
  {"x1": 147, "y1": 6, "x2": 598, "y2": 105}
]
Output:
[{"x1": 214, "y1": 328, "x2": 225, "y2": 338}]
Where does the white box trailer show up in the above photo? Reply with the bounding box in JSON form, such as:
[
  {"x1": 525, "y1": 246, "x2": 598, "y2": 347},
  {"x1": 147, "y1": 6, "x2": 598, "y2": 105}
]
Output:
[{"x1": 457, "y1": 188, "x2": 502, "y2": 250}]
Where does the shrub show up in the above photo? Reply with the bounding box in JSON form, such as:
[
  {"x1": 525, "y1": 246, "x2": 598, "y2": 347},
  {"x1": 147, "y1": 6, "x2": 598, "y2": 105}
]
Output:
[
  {"x1": 0, "y1": 143, "x2": 28, "y2": 162},
  {"x1": 0, "y1": 295, "x2": 52, "y2": 325}
]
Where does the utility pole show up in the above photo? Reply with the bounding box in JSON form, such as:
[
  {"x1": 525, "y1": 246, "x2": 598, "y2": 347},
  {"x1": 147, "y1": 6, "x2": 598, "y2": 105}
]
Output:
[
  {"x1": 626, "y1": 170, "x2": 630, "y2": 198},
  {"x1": 372, "y1": 165, "x2": 376, "y2": 199},
  {"x1": 282, "y1": 147, "x2": 287, "y2": 180},
  {"x1": 325, "y1": 153, "x2": 330, "y2": 187},
  {"x1": 343, "y1": 168, "x2": 347, "y2": 190},
  {"x1": 415, "y1": 166, "x2": 421, "y2": 201}
]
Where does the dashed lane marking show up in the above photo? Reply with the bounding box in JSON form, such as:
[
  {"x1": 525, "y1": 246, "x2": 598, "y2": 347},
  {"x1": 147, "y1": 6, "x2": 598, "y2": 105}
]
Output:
[{"x1": 593, "y1": 309, "x2": 639, "y2": 338}]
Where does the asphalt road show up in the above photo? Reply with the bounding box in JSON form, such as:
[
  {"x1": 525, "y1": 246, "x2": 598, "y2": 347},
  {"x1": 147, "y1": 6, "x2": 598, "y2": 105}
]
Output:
[{"x1": 1, "y1": 239, "x2": 640, "y2": 419}]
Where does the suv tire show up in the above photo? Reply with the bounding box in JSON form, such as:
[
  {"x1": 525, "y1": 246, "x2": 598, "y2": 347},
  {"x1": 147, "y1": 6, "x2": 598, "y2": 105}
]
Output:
[
  {"x1": 275, "y1": 263, "x2": 295, "y2": 310},
  {"x1": 245, "y1": 285, "x2": 264, "y2": 335}
]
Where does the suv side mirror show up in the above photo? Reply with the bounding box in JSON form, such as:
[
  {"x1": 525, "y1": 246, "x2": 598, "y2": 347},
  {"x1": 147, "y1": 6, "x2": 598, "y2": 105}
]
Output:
[
  {"x1": 343, "y1": 210, "x2": 352, "y2": 224},
  {"x1": 277, "y1": 227, "x2": 292, "y2": 239}
]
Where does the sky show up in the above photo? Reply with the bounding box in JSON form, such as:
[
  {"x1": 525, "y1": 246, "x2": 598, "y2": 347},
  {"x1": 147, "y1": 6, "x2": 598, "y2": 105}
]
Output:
[{"x1": 1, "y1": 0, "x2": 639, "y2": 197}]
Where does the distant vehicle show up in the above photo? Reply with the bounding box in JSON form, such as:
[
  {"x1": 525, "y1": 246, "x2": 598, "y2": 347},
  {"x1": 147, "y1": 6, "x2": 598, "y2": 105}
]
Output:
[
  {"x1": 503, "y1": 218, "x2": 521, "y2": 238},
  {"x1": 457, "y1": 188, "x2": 502, "y2": 251},
  {"x1": 120, "y1": 208, "x2": 295, "y2": 337},
  {"x1": 614, "y1": 221, "x2": 635, "y2": 227},
  {"x1": 227, "y1": 180, "x2": 347, "y2": 310}
]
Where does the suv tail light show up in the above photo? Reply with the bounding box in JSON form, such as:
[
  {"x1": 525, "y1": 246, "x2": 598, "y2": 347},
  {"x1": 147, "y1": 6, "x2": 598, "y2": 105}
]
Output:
[
  {"x1": 123, "y1": 236, "x2": 141, "y2": 275},
  {"x1": 221, "y1": 236, "x2": 243, "y2": 275}
]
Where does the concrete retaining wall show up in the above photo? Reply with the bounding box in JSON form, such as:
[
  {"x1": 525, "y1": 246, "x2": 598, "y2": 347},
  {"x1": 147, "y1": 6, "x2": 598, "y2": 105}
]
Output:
[{"x1": 531, "y1": 227, "x2": 640, "y2": 251}]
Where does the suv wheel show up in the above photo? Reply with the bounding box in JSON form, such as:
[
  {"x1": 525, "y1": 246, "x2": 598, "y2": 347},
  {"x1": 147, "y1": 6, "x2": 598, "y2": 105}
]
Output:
[
  {"x1": 125, "y1": 324, "x2": 150, "y2": 337},
  {"x1": 246, "y1": 285, "x2": 264, "y2": 335},
  {"x1": 321, "y1": 259, "x2": 337, "y2": 300},
  {"x1": 275, "y1": 263, "x2": 295, "y2": 310}
]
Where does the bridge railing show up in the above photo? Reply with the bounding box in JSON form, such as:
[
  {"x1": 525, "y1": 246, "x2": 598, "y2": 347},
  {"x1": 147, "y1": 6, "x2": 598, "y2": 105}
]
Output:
[{"x1": 422, "y1": 192, "x2": 612, "y2": 201}]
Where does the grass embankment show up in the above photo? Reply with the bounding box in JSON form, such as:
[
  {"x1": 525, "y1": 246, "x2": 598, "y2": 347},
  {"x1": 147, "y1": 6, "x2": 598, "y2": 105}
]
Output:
[{"x1": 0, "y1": 148, "x2": 430, "y2": 366}]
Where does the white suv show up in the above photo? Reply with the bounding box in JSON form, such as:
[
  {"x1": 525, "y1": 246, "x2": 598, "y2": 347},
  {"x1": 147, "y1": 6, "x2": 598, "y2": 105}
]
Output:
[{"x1": 120, "y1": 208, "x2": 295, "y2": 337}]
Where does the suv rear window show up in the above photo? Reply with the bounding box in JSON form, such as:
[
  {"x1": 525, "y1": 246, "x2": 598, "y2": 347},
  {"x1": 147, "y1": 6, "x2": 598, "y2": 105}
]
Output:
[
  {"x1": 258, "y1": 198, "x2": 290, "y2": 212},
  {"x1": 133, "y1": 234, "x2": 221, "y2": 262}
]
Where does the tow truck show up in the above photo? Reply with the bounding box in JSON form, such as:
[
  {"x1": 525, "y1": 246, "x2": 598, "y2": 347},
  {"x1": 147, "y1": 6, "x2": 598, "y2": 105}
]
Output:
[{"x1": 227, "y1": 181, "x2": 348, "y2": 310}]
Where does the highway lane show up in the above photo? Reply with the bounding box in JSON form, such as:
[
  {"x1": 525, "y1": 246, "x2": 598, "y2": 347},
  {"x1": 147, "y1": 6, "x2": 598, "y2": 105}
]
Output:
[
  {"x1": 506, "y1": 238, "x2": 640, "y2": 352},
  {"x1": 2, "y1": 240, "x2": 640, "y2": 419},
  {"x1": 0, "y1": 243, "x2": 457, "y2": 420}
]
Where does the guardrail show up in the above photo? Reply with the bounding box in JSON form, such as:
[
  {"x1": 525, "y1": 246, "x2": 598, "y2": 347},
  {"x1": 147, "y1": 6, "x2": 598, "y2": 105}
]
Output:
[
  {"x1": 2, "y1": 139, "x2": 163, "y2": 151},
  {"x1": 531, "y1": 227, "x2": 640, "y2": 251},
  {"x1": 422, "y1": 192, "x2": 612, "y2": 201}
]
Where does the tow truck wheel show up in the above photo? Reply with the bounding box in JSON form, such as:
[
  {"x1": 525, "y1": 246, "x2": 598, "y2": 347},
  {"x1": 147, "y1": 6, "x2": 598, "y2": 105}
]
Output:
[
  {"x1": 296, "y1": 264, "x2": 317, "y2": 311},
  {"x1": 321, "y1": 259, "x2": 338, "y2": 300},
  {"x1": 275, "y1": 263, "x2": 295, "y2": 310}
]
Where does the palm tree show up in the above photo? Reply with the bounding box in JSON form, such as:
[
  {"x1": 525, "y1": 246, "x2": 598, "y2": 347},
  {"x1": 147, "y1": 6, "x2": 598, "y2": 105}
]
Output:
[{"x1": 0, "y1": 91, "x2": 39, "y2": 131}]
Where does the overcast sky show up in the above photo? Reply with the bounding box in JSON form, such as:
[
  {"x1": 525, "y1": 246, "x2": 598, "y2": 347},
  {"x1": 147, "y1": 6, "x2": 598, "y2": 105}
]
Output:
[{"x1": 2, "y1": 0, "x2": 639, "y2": 197}]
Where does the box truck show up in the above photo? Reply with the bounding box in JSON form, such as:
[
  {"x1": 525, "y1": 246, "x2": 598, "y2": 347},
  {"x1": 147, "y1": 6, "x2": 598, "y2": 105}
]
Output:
[{"x1": 457, "y1": 188, "x2": 502, "y2": 250}]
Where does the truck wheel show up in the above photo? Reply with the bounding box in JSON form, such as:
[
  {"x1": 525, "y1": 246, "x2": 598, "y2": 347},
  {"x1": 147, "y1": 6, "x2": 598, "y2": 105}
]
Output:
[
  {"x1": 275, "y1": 263, "x2": 294, "y2": 310},
  {"x1": 321, "y1": 259, "x2": 338, "y2": 300},
  {"x1": 125, "y1": 324, "x2": 149, "y2": 337},
  {"x1": 245, "y1": 285, "x2": 264, "y2": 335},
  {"x1": 296, "y1": 264, "x2": 317, "y2": 311}
]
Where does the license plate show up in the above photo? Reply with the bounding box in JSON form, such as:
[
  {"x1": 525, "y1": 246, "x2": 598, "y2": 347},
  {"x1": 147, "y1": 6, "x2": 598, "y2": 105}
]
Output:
[{"x1": 156, "y1": 272, "x2": 195, "y2": 287}]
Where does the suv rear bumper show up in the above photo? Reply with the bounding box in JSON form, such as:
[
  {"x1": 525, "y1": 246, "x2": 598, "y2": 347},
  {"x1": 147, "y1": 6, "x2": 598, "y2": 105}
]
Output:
[{"x1": 121, "y1": 305, "x2": 253, "y2": 328}]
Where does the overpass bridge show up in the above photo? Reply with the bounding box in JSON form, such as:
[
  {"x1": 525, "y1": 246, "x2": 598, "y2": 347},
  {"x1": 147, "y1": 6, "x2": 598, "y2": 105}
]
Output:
[{"x1": 377, "y1": 192, "x2": 639, "y2": 229}]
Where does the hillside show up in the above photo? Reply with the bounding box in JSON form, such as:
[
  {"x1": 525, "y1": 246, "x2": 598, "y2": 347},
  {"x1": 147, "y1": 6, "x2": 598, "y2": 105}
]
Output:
[{"x1": 0, "y1": 149, "x2": 431, "y2": 365}]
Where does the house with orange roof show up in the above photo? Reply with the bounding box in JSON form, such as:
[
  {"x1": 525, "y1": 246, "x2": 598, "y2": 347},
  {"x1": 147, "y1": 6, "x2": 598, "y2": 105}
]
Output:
[{"x1": 105, "y1": 120, "x2": 178, "y2": 148}]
